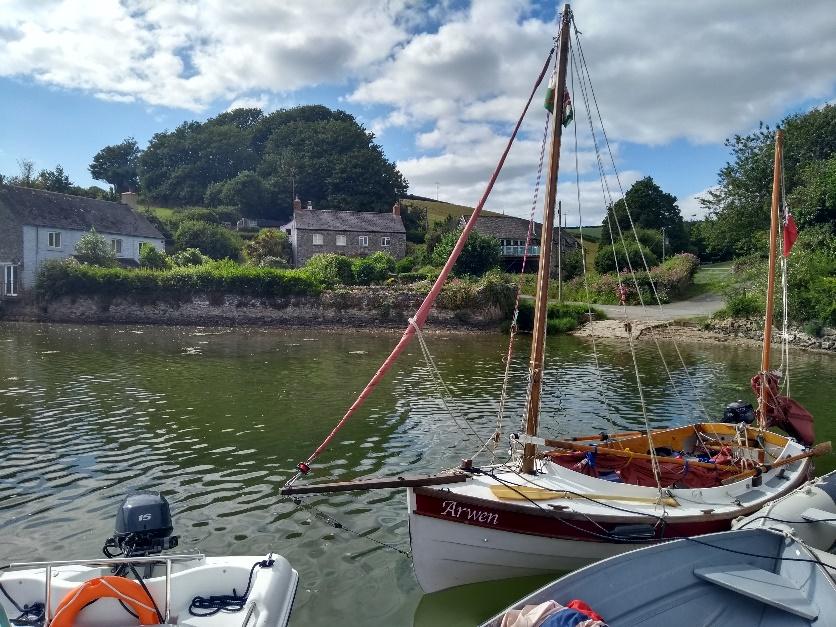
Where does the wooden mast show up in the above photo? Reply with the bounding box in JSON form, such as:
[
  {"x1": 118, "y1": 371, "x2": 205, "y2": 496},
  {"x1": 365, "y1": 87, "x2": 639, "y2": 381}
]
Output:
[
  {"x1": 522, "y1": 4, "x2": 572, "y2": 473},
  {"x1": 759, "y1": 129, "x2": 783, "y2": 423}
]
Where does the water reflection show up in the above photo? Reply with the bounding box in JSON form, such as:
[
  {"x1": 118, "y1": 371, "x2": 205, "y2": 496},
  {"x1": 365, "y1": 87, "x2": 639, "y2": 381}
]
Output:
[{"x1": 0, "y1": 322, "x2": 832, "y2": 626}]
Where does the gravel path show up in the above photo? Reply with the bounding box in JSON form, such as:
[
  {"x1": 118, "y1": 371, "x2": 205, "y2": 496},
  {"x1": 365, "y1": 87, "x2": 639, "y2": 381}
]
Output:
[{"x1": 587, "y1": 291, "x2": 725, "y2": 321}]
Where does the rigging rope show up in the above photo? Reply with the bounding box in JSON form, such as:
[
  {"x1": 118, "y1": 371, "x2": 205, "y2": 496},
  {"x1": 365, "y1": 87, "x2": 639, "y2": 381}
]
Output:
[
  {"x1": 286, "y1": 46, "x2": 557, "y2": 485},
  {"x1": 572, "y1": 17, "x2": 710, "y2": 424}
]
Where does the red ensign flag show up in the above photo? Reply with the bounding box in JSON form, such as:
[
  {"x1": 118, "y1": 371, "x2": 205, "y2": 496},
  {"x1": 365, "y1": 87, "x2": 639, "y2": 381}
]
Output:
[{"x1": 783, "y1": 212, "x2": 798, "y2": 257}]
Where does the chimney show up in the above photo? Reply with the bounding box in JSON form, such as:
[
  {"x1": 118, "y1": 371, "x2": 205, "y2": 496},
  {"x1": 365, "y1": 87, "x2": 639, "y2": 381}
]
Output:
[
  {"x1": 293, "y1": 196, "x2": 302, "y2": 212},
  {"x1": 306, "y1": 200, "x2": 313, "y2": 211},
  {"x1": 121, "y1": 191, "x2": 138, "y2": 210},
  {"x1": 392, "y1": 201, "x2": 401, "y2": 217}
]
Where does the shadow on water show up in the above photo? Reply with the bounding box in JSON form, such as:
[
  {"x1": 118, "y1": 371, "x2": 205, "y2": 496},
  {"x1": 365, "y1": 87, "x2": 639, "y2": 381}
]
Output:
[
  {"x1": 0, "y1": 322, "x2": 833, "y2": 626},
  {"x1": 413, "y1": 574, "x2": 555, "y2": 627}
]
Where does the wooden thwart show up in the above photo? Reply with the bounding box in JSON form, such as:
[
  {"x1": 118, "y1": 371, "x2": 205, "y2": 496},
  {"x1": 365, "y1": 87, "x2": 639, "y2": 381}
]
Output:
[
  {"x1": 280, "y1": 473, "x2": 467, "y2": 495},
  {"x1": 489, "y1": 485, "x2": 679, "y2": 507}
]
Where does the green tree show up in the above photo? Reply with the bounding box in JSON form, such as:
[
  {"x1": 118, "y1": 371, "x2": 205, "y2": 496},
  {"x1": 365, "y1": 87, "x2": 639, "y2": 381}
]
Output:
[
  {"x1": 594, "y1": 241, "x2": 658, "y2": 274},
  {"x1": 243, "y1": 229, "x2": 292, "y2": 265},
  {"x1": 219, "y1": 171, "x2": 268, "y2": 215},
  {"x1": 89, "y1": 138, "x2": 141, "y2": 193},
  {"x1": 139, "y1": 245, "x2": 170, "y2": 270},
  {"x1": 174, "y1": 221, "x2": 243, "y2": 260},
  {"x1": 788, "y1": 156, "x2": 836, "y2": 227},
  {"x1": 432, "y1": 229, "x2": 500, "y2": 276},
  {"x1": 353, "y1": 251, "x2": 396, "y2": 285},
  {"x1": 601, "y1": 177, "x2": 688, "y2": 253},
  {"x1": 74, "y1": 229, "x2": 117, "y2": 266},
  {"x1": 304, "y1": 253, "x2": 354, "y2": 287},
  {"x1": 700, "y1": 104, "x2": 836, "y2": 259},
  {"x1": 35, "y1": 164, "x2": 73, "y2": 193}
]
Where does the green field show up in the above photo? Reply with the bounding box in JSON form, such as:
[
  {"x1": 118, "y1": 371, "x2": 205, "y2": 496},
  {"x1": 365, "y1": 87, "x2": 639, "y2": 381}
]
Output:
[
  {"x1": 401, "y1": 198, "x2": 500, "y2": 226},
  {"x1": 564, "y1": 226, "x2": 602, "y2": 242}
]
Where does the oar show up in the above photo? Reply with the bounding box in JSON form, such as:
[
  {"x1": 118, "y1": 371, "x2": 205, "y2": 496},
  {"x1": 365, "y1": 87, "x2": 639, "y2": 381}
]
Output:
[
  {"x1": 720, "y1": 441, "x2": 831, "y2": 486},
  {"x1": 489, "y1": 485, "x2": 679, "y2": 508}
]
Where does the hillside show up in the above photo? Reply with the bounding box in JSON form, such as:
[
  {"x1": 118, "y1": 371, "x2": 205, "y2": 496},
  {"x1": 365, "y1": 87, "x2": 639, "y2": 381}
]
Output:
[{"x1": 401, "y1": 198, "x2": 501, "y2": 226}]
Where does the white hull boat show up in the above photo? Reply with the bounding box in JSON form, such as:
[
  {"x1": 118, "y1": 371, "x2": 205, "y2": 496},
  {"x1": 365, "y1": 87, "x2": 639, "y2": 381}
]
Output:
[
  {"x1": 0, "y1": 554, "x2": 298, "y2": 627},
  {"x1": 0, "y1": 492, "x2": 298, "y2": 627},
  {"x1": 408, "y1": 423, "x2": 812, "y2": 593},
  {"x1": 480, "y1": 527, "x2": 836, "y2": 627}
]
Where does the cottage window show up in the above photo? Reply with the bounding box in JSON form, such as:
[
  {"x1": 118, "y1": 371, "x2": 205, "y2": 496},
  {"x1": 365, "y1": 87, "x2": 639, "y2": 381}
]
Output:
[
  {"x1": 336, "y1": 235, "x2": 347, "y2": 246},
  {"x1": 381, "y1": 236, "x2": 391, "y2": 247},
  {"x1": 312, "y1": 233, "x2": 324, "y2": 245},
  {"x1": 111, "y1": 239, "x2": 123, "y2": 255},
  {"x1": 47, "y1": 232, "x2": 61, "y2": 249},
  {"x1": 358, "y1": 235, "x2": 369, "y2": 247},
  {"x1": 3, "y1": 265, "x2": 17, "y2": 296}
]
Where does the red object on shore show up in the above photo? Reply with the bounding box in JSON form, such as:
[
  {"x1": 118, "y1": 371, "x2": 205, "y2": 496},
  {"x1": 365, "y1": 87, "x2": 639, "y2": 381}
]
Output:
[{"x1": 783, "y1": 212, "x2": 798, "y2": 257}]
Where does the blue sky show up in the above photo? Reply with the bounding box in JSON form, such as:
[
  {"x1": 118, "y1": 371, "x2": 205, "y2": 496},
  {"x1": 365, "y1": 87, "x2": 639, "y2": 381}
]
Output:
[{"x1": 2, "y1": 0, "x2": 835, "y2": 224}]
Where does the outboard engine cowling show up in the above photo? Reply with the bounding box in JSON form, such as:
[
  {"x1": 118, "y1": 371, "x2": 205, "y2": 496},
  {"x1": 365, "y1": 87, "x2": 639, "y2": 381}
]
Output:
[
  {"x1": 722, "y1": 399, "x2": 755, "y2": 425},
  {"x1": 104, "y1": 492, "x2": 179, "y2": 557}
]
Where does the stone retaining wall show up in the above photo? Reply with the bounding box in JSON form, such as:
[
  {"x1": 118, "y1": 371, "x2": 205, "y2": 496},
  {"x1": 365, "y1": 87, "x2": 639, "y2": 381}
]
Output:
[
  {"x1": 705, "y1": 318, "x2": 836, "y2": 352},
  {"x1": 0, "y1": 287, "x2": 507, "y2": 330}
]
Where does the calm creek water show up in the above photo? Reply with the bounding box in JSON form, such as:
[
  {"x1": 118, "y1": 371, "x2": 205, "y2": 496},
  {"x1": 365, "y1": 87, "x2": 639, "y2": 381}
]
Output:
[{"x1": 0, "y1": 321, "x2": 833, "y2": 626}]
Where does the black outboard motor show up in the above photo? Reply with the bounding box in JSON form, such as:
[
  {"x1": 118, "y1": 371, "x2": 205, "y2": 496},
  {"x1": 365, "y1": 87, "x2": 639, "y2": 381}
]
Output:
[
  {"x1": 103, "y1": 492, "x2": 179, "y2": 557},
  {"x1": 722, "y1": 399, "x2": 755, "y2": 425}
]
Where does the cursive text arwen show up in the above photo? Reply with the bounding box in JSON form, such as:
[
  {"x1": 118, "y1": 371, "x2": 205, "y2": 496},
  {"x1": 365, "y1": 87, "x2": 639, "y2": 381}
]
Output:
[{"x1": 440, "y1": 500, "x2": 499, "y2": 525}]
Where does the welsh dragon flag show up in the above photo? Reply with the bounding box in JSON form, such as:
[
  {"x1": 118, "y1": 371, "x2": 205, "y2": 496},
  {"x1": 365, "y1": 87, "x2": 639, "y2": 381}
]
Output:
[{"x1": 544, "y1": 74, "x2": 574, "y2": 127}]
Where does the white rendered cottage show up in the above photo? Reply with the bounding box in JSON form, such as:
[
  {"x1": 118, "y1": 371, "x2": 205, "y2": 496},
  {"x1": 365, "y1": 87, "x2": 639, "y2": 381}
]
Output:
[{"x1": 0, "y1": 186, "x2": 164, "y2": 296}]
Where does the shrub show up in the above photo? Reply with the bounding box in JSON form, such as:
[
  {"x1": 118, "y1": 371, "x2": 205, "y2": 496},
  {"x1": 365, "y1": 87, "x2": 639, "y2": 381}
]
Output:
[
  {"x1": 725, "y1": 291, "x2": 763, "y2": 318},
  {"x1": 174, "y1": 220, "x2": 243, "y2": 260},
  {"x1": 437, "y1": 272, "x2": 516, "y2": 314},
  {"x1": 36, "y1": 259, "x2": 321, "y2": 300},
  {"x1": 561, "y1": 249, "x2": 584, "y2": 281},
  {"x1": 396, "y1": 256, "x2": 416, "y2": 274},
  {"x1": 74, "y1": 229, "x2": 117, "y2": 267},
  {"x1": 139, "y1": 245, "x2": 170, "y2": 270},
  {"x1": 304, "y1": 254, "x2": 354, "y2": 287},
  {"x1": 514, "y1": 300, "x2": 605, "y2": 334},
  {"x1": 353, "y1": 251, "x2": 396, "y2": 285},
  {"x1": 171, "y1": 247, "x2": 211, "y2": 267},
  {"x1": 594, "y1": 241, "x2": 658, "y2": 274},
  {"x1": 432, "y1": 229, "x2": 500, "y2": 276},
  {"x1": 244, "y1": 229, "x2": 291, "y2": 266},
  {"x1": 802, "y1": 320, "x2": 825, "y2": 338},
  {"x1": 259, "y1": 256, "x2": 289, "y2": 269}
]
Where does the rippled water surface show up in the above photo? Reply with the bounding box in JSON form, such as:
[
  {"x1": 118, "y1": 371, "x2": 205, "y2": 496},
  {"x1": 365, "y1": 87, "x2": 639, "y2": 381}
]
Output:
[{"x1": 0, "y1": 322, "x2": 833, "y2": 626}]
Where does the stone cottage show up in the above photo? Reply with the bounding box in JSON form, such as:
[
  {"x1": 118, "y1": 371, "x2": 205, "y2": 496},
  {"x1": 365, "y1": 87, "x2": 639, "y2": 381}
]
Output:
[
  {"x1": 283, "y1": 199, "x2": 406, "y2": 267},
  {"x1": 466, "y1": 214, "x2": 580, "y2": 273},
  {"x1": 0, "y1": 185, "x2": 165, "y2": 295}
]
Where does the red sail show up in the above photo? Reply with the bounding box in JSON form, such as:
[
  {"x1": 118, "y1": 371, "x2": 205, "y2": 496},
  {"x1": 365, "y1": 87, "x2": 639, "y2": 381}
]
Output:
[{"x1": 751, "y1": 372, "x2": 815, "y2": 446}]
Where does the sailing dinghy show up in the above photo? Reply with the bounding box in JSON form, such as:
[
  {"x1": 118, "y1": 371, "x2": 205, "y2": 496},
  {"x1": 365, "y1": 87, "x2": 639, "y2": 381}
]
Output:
[
  {"x1": 0, "y1": 493, "x2": 298, "y2": 626},
  {"x1": 481, "y1": 471, "x2": 836, "y2": 627},
  {"x1": 282, "y1": 2, "x2": 827, "y2": 594}
]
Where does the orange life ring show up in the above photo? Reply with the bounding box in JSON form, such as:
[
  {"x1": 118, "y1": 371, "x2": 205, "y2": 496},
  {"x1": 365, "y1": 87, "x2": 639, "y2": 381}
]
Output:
[{"x1": 51, "y1": 575, "x2": 159, "y2": 627}]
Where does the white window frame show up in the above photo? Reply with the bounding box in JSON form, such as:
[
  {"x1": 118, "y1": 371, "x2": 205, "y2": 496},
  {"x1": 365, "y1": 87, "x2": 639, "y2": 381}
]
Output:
[
  {"x1": 336, "y1": 234, "x2": 347, "y2": 246},
  {"x1": 312, "y1": 233, "x2": 324, "y2": 245},
  {"x1": 47, "y1": 231, "x2": 61, "y2": 249},
  {"x1": 111, "y1": 238, "x2": 123, "y2": 255},
  {"x1": 358, "y1": 235, "x2": 369, "y2": 247},
  {"x1": 380, "y1": 236, "x2": 391, "y2": 247},
  {"x1": 3, "y1": 265, "x2": 18, "y2": 296}
]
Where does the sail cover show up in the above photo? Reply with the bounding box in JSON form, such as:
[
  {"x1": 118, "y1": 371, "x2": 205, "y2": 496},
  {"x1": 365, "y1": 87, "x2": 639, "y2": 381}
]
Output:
[{"x1": 751, "y1": 372, "x2": 815, "y2": 447}]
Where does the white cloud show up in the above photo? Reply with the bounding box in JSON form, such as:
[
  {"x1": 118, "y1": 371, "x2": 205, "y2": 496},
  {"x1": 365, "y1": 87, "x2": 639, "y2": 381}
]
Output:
[{"x1": 679, "y1": 187, "x2": 718, "y2": 221}]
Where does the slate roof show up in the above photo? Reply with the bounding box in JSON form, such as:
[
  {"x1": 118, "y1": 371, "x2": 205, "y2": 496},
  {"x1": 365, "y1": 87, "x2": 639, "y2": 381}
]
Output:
[
  {"x1": 291, "y1": 209, "x2": 405, "y2": 233},
  {"x1": 0, "y1": 185, "x2": 164, "y2": 239},
  {"x1": 469, "y1": 215, "x2": 580, "y2": 249}
]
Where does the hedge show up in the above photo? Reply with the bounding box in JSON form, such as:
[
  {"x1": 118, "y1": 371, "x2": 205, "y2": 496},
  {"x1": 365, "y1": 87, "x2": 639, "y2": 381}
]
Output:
[{"x1": 37, "y1": 259, "x2": 321, "y2": 300}]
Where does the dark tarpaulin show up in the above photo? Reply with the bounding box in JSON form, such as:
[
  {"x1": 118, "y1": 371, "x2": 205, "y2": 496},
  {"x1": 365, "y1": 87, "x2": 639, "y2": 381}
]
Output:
[{"x1": 752, "y1": 372, "x2": 815, "y2": 447}]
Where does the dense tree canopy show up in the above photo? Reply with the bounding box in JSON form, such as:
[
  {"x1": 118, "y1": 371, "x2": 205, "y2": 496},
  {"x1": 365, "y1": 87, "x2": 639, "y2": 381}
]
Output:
[
  {"x1": 699, "y1": 105, "x2": 836, "y2": 259},
  {"x1": 601, "y1": 177, "x2": 688, "y2": 253},
  {"x1": 432, "y1": 229, "x2": 500, "y2": 276},
  {"x1": 2, "y1": 159, "x2": 113, "y2": 199},
  {"x1": 89, "y1": 138, "x2": 141, "y2": 193},
  {"x1": 138, "y1": 105, "x2": 408, "y2": 220}
]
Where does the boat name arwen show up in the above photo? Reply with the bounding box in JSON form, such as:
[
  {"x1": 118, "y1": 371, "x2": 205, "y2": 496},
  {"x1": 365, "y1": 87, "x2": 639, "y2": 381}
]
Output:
[{"x1": 440, "y1": 500, "x2": 499, "y2": 525}]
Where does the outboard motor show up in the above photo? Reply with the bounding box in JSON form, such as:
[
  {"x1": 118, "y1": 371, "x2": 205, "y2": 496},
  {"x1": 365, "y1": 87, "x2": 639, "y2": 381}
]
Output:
[
  {"x1": 103, "y1": 492, "x2": 179, "y2": 557},
  {"x1": 722, "y1": 399, "x2": 755, "y2": 425}
]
